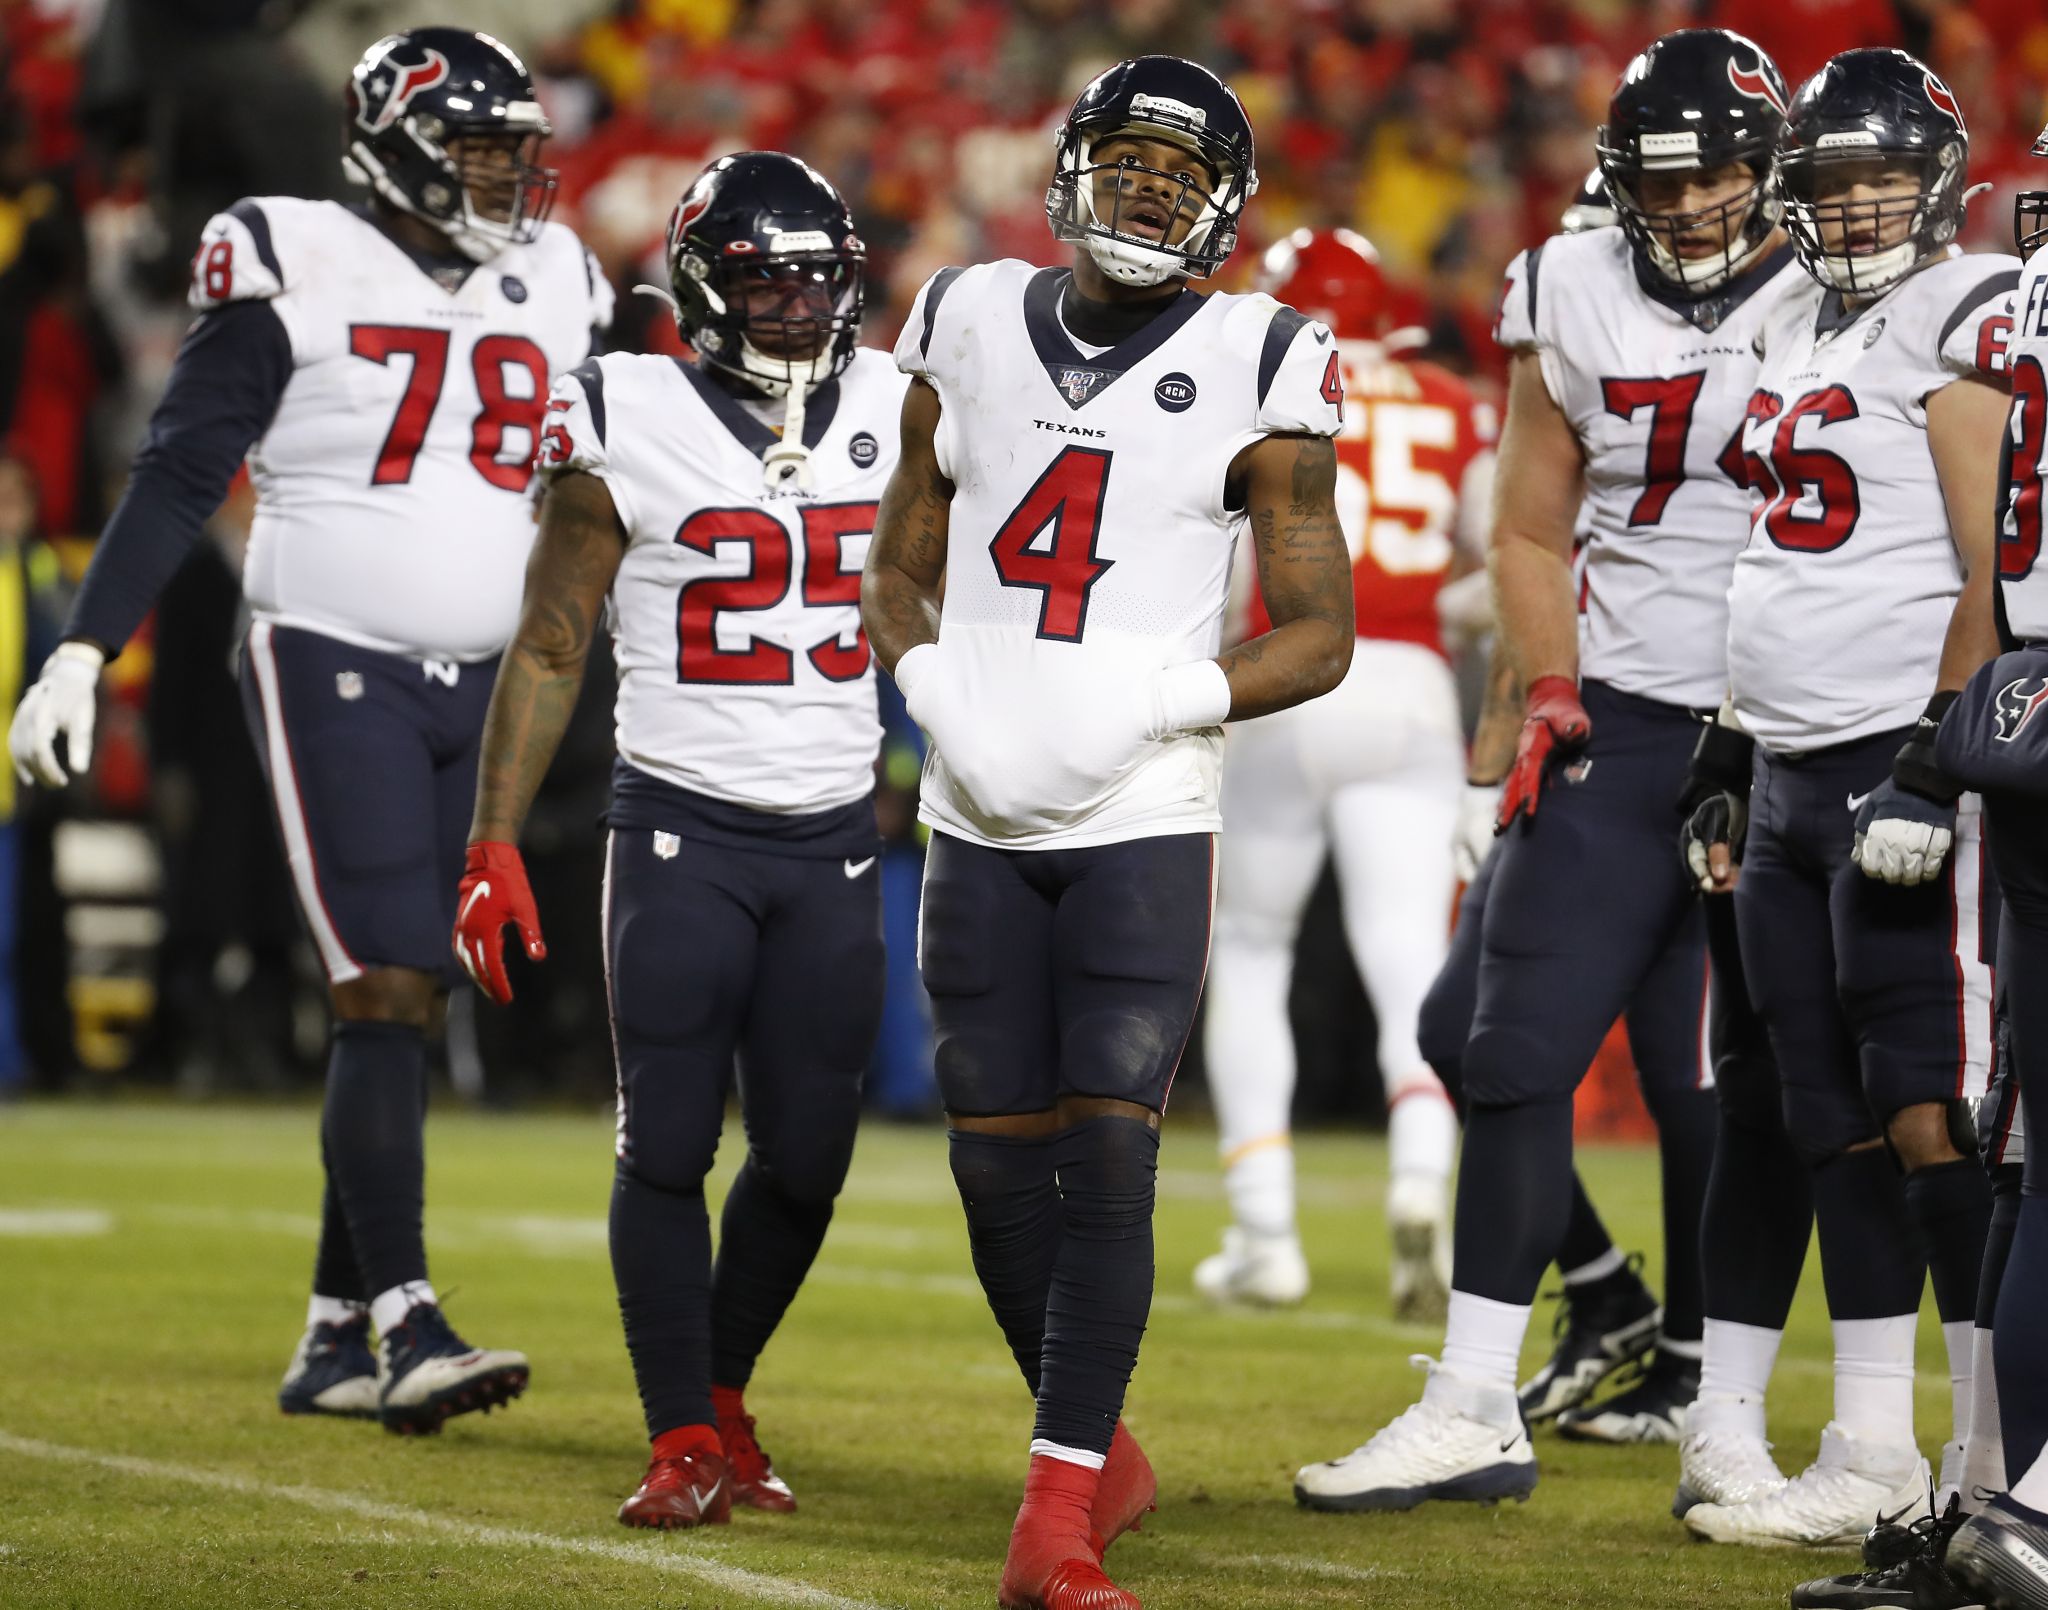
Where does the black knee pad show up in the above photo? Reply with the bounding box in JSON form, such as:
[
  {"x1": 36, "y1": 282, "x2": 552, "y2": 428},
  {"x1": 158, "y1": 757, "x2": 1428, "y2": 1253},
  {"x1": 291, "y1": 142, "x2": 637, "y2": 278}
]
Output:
[
  {"x1": 1781, "y1": 1077, "x2": 1881, "y2": 1164},
  {"x1": 1713, "y1": 1041, "x2": 1783, "y2": 1135},
  {"x1": 1416, "y1": 973, "x2": 1472, "y2": 1107},
  {"x1": 1461, "y1": 1023, "x2": 1581, "y2": 1109},
  {"x1": 747, "y1": 1119, "x2": 858, "y2": 1211},
  {"x1": 1053, "y1": 1117, "x2": 1159, "y2": 1239},
  {"x1": 617, "y1": 1082, "x2": 723, "y2": 1197}
]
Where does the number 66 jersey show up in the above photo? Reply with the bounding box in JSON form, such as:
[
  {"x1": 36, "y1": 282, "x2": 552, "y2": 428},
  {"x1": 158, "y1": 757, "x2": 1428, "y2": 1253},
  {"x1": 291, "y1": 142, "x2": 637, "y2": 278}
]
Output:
[
  {"x1": 193, "y1": 195, "x2": 611, "y2": 662},
  {"x1": 540, "y1": 348, "x2": 908, "y2": 813}
]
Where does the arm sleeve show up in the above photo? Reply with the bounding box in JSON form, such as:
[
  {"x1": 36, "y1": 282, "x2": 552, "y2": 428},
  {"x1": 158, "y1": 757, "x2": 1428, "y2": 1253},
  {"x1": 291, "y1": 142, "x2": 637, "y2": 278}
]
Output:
[
  {"x1": 66, "y1": 299, "x2": 292, "y2": 656},
  {"x1": 537, "y1": 358, "x2": 636, "y2": 536},
  {"x1": 1253, "y1": 308, "x2": 1343, "y2": 437}
]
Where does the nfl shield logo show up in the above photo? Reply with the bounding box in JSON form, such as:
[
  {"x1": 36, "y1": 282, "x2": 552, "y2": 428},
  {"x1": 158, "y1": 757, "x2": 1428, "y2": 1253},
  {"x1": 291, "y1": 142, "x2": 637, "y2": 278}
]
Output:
[
  {"x1": 335, "y1": 671, "x2": 364, "y2": 702},
  {"x1": 1058, "y1": 368, "x2": 1103, "y2": 405},
  {"x1": 653, "y1": 831, "x2": 680, "y2": 860}
]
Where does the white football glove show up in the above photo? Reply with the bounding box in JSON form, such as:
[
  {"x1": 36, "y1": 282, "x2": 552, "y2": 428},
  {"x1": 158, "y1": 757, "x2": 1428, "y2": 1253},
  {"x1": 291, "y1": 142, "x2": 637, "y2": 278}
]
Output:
[
  {"x1": 10, "y1": 641, "x2": 104, "y2": 788},
  {"x1": 1453, "y1": 782, "x2": 1501, "y2": 882}
]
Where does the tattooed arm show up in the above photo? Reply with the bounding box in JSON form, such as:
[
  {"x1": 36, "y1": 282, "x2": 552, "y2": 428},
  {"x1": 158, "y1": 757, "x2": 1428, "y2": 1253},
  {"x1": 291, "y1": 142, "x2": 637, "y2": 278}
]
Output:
[
  {"x1": 861, "y1": 378, "x2": 952, "y2": 674},
  {"x1": 1219, "y1": 432, "x2": 1355, "y2": 721},
  {"x1": 469, "y1": 469, "x2": 627, "y2": 844}
]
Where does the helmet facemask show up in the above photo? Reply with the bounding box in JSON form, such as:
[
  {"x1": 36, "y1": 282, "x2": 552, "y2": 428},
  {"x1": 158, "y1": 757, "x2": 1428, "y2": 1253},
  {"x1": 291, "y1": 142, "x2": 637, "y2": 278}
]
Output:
[
  {"x1": 682, "y1": 249, "x2": 864, "y2": 399},
  {"x1": 1048, "y1": 128, "x2": 1250, "y2": 288},
  {"x1": 1601, "y1": 150, "x2": 1779, "y2": 294},
  {"x1": 1777, "y1": 144, "x2": 1964, "y2": 295},
  {"x1": 2016, "y1": 125, "x2": 2048, "y2": 257},
  {"x1": 347, "y1": 107, "x2": 556, "y2": 263}
]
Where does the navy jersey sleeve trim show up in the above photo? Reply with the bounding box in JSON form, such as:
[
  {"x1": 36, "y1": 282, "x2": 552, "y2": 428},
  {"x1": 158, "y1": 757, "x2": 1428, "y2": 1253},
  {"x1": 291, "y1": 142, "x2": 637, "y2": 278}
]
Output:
[
  {"x1": 921, "y1": 266, "x2": 965, "y2": 360},
  {"x1": 1523, "y1": 242, "x2": 1545, "y2": 333},
  {"x1": 68, "y1": 300, "x2": 292, "y2": 656},
  {"x1": 1257, "y1": 305, "x2": 1311, "y2": 407},
  {"x1": 1938, "y1": 268, "x2": 2021, "y2": 356},
  {"x1": 569, "y1": 358, "x2": 607, "y2": 449},
  {"x1": 226, "y1": 199, "x2": 283, "y2": 284}
]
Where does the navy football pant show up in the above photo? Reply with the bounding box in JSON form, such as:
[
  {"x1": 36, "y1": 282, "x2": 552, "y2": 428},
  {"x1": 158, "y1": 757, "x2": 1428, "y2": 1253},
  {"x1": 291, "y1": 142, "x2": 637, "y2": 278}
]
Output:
[
  {"x1": 605, "y1": 826, "x2": 884, "y2": 1439},
  {"x1": 921, "y1": 830, "x2": 1212, "y2": 1458},
  {"x1": 1435, "y1": 682, "x2": 1718, "y2": 1322},
  {"x1": 240, "y1": 621, "x2": 495, "y2": 1310}
]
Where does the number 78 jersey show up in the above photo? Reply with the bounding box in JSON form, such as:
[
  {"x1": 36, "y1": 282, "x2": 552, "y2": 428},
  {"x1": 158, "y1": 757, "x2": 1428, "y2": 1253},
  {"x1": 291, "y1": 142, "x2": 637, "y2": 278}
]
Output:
[{"x1": 1495, "y1": 227, "x2": 1801, "y2": 708}]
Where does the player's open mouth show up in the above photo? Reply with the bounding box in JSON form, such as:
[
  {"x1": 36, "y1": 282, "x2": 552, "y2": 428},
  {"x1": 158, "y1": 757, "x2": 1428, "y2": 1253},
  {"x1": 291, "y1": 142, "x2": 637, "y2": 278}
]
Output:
[{"x1": 1122, "y1": 204, "x2": 1172, "y2": 241}]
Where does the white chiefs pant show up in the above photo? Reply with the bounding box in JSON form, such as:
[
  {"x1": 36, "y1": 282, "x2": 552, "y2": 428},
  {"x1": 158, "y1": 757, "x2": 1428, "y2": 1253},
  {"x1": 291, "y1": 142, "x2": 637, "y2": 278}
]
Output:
[{"x1": 1206, "y1": 639, "x2": 1463, "y2": 1231}]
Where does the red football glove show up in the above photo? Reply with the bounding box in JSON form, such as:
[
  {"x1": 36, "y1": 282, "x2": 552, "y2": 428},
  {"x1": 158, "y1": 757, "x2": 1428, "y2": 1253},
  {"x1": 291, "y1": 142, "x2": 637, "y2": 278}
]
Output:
[
  {"x1": 1495, "y1": 675, "x2": 1592, "y2": 833},
  {"x1": 453, "y1": 842, "x2": 546, "y2": 1005}
]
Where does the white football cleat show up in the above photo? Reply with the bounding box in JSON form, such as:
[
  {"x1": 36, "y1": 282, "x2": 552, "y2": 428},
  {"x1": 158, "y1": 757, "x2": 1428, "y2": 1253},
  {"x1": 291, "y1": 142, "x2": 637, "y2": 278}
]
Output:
[
  {"x1": 1387, "y1": 1174, "x2": 1451, "y2": 1325},
  {"x1": 1683, "y1": 1423, "x2": 1929, "y2": 1547},
  {"x1": 1294, "y1": 1357, "x2": 1538, "y2": 1512},
  {"x1": 1193, "y1": 1227, "x2": 1310, "y2": 1308},
  {"x1": 1673, "y1": 1425, "x2": 1788, "y2": 1517}
]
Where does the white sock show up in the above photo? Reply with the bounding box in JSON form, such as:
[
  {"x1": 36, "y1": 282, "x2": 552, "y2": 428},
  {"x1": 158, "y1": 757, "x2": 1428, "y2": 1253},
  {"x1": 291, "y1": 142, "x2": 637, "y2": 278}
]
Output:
[
  {"x1": 1028, "y1": 1438, "x2": 1105, "y2": 1471},
  {"x1": 369, "y1": 1280, "x2": 437, "y2": 1338},
  {"x1": 1441, "y1": 1289, "x2": 1532, "y2": 1393},
  {"x1": 1387, "y1": 1076, "x2": 1457, "y2": 1188},
  {"x1": 1832, "y1": 1315, "x2": 1918, "y2": 1450},
  {"x1": 1944, "y1": 1318, "x2": 1975, "y2": 1452},
  {"x1": 308, "y1": 1294, "x2": 367, "y2": 1328},
  {"x1": 1562, "y1": 1246, "x2": 1625, "y2": 1287},
  {"x1": 1695, "y1": 1317, "x2": 1785, "y2": 1442},
  {"x1": 1222, "y1": 1139, "x2": 1296, "y2": 1239},
  {"x1": 1961, "y1": 1324, "x2": 2006, "y2": 1510}
]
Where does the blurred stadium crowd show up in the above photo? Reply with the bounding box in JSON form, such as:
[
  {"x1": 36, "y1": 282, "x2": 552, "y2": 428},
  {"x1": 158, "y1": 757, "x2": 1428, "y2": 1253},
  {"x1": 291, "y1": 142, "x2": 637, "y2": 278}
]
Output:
[{"x1": 0, "y1": 0, "x2": 2042, "y2": 1104}]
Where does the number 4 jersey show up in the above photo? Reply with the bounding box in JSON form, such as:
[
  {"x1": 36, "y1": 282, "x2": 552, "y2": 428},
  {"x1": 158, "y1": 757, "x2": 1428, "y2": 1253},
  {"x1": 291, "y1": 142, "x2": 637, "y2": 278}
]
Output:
[
  {"x1": 896, "y1": 260, "x2": 1343, "y2": 850},
  {"x1": 194, "y1": 196, "x2": 610, "y2": 661},
  {"x1": 1495, "y1": 227, "x2": 1802, "y2": 709},
  {"x1": 1728, "y1": 248, "x2": 2019, "y2": 752},
  {"x1": 541, "y1": 348, "x2": 907, "y2": 814}
]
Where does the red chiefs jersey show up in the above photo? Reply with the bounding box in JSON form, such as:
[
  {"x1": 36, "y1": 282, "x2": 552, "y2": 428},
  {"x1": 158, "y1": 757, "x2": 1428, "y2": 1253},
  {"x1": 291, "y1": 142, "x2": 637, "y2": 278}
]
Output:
[{"x1": 1246, "y1": 340, "x2": 1495, "y2": 654}]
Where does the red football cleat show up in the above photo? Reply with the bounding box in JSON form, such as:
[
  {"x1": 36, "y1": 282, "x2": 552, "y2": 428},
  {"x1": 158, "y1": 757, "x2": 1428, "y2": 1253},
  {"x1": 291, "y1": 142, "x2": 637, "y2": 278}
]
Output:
[
  {"x1": 617, "y1": 1428, "x2": 732, "y2": 1530},
  {"x1": 999, "y1": 1454, "x2": 1142, "y2": 1610},
  {"x1": 1090, "y1": 1421, "x2": 1156, "y2": 1561},
  {"x1": 712, "y1": 1385, "x2": 797, "y2": 1513}
]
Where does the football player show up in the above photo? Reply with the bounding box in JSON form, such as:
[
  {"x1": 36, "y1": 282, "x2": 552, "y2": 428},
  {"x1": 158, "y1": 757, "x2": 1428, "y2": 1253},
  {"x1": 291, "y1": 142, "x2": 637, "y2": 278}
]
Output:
[
  {"x1": 861, "y1": 56, "x2": 1352, "y2": 1610},
  {"x1": 1195, "y1": 227, "x2": 1493, "y2": 1320},
  {"x1": 8, "y1": 28, "x2": 609, "y2": 1433},
  {"x1": 453, "y1": 152, "x2": 897, "y2": 1528},
  {"x1": 1295, "y1": 29, "x2": 1808, "y2": 1509},
  {"x1": 1681, "y1": 49, "x2": 2014, "y2": 1555},
  {"x1": 1934, "y1": 118, "x2": 2048, "y2": 1610}
]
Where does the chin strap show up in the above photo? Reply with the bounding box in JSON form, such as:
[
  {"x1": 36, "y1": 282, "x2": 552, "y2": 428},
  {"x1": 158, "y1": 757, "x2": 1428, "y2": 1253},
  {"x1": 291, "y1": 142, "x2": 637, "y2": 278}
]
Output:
[{"x1": 763, "y1": 383, "x2": 812, "y2": 496}]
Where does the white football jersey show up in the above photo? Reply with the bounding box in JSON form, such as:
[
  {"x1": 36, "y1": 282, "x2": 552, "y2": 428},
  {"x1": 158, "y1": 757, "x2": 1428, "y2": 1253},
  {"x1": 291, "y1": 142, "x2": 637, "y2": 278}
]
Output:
[
  {"x1": 191, "y1": 197, "x2": 612, "y2": 661},
  {"x1": 2001, "y1": 246, "x2": 2048, "y2": 641},
  {"x1": 1728, "y1": 250, "x2": 2020, "y2": 752},
  {"x1": 1495, "y1": 227, "x2": 1802, "y2": 708},
  {"x1": 541, "y1": 347, "x2": 905, "y2": 813},
  {"x1": 898, "y1": 260, "x2": 1343, "y2": 850}
]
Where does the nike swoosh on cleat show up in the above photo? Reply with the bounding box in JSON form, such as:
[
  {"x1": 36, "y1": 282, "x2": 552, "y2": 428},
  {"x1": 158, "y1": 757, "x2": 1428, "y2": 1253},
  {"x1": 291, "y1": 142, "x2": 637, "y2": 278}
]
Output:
[
  {"x1": 1847, "y1": 791, "x2": 1873, "y2": 811},
  {"x1": 843, "y1": 857, "x2": 876, "y2": 879},
  {"x1": 1872, "y1": 1501, "x2": 1918, "y2": 1528}
]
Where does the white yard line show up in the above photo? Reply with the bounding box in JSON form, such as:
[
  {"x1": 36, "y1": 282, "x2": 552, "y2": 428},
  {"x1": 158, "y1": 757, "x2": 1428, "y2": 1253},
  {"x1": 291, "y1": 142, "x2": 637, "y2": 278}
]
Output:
[
  {"x1": 0, "y1": 1430, "x2": 888, "y2": 1610},
  {"x1": 0, "y1": 1208, "x2": 113, "y2": 1236}
]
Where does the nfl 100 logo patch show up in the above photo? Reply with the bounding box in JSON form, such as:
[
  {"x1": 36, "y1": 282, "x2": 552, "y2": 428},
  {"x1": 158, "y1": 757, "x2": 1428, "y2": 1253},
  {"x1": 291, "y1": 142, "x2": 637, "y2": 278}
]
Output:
[
  {"x1": 1055, "y1": 368, "x2": 1105, "y2": 405},
  {"x1": 335, "y1": 671, "x2": 365, "y2": 702}
]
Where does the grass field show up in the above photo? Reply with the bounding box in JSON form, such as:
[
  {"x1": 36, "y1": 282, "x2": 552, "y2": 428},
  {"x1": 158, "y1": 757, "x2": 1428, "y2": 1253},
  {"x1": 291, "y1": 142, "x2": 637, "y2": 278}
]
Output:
[{"x1": 0, "y1": 1102, "x2": 1960, "y2": 1609}]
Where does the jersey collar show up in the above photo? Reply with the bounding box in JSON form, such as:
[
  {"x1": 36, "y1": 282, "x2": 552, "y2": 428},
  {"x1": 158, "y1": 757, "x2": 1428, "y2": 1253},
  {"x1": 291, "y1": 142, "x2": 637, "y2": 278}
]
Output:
[
  {"x1": 675, "y1": 360, "x2": 842, "y2": 461},
  {"x1": 1023, "y1": 267, "x2": 1204, "y2": 411},
  {"x1": 355, "y1": 203, "x2": 480, "y2": 294},
  {"x1": 1631, "y1": 241, "x2": 1795, "y2": 333}
]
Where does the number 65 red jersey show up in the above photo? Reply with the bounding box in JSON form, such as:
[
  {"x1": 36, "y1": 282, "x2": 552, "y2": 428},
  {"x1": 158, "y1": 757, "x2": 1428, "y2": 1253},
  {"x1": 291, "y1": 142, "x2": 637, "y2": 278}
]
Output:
[{"x1": 189, "y1": 196, "x2": 611, "y2": 661}]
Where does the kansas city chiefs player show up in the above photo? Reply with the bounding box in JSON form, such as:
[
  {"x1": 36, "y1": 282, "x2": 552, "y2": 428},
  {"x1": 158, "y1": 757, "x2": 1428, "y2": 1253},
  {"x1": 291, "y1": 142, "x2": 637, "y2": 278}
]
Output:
[{"x1": 1198, "y1": 227, "x2": 1493, "y2": 1321}]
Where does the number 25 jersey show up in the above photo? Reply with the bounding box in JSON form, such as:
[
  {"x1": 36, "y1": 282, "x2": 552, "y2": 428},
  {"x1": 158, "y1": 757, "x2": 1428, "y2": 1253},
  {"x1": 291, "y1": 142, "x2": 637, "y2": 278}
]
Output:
[
  {"x1": 1495, "y1": 227, "x2": 1801, "y2": 708},
  {"x1": 897, "y1": 261, "x2": 1342, "y2": 850},
  {"x1": 1728, "y1": 250, "x2": 2019, "y2": 752},
  {"x1": 191, "y1": 196, "x2": 610, "y2": 661}
]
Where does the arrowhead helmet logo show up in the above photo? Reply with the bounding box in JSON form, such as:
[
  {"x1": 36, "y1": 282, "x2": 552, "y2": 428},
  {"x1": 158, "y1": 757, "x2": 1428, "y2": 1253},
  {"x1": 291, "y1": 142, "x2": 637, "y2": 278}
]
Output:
[
  {"x1": 358, "y1": 47, "x2": 450, "y2": 134},
  {"x1": 1924, "y1": 72, "x2": 1964, "y2": 128},
  {"x1": 1994, "y1": 676, "x2": 2048, "y2": 743},
  {"x1": 1727, "y1": 56, "x2": 1788, "y2": 116}
]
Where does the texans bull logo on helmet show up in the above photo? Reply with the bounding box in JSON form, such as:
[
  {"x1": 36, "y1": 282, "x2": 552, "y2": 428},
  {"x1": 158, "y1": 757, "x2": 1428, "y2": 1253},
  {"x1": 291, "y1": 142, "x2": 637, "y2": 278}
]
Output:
[
  {"x1": 1994, "y1": 676, "x2": 2048, "y2": 744},
  {"x1": 1923, "y1": 72, "x2": 1964, "y2": 127},
  {"x1": 1727, "y1": 56, "x2": 1788, "y2": 116},
  {"x1": 354, "y1": 46, "x2": 452, "y2": 136}
]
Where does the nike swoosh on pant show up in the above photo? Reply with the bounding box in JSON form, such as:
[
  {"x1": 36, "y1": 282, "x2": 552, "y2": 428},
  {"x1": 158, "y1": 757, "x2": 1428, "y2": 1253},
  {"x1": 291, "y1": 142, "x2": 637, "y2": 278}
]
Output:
[
  {"x1": 1846, "y1": 792, "x2": 1873, "y2": 812},
  {"x1": 843, "y1": 857, "x2": 876, "y2": 879}
]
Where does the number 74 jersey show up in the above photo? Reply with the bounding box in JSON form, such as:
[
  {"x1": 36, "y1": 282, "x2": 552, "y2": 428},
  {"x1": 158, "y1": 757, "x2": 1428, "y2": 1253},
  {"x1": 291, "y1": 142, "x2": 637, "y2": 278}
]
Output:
[
  {"x1": 1495, "y1": 227, "x2": 1802, "y2": 709},
  {"x1": 191, "y1": 196, "x2": 610, "y2": 662}
]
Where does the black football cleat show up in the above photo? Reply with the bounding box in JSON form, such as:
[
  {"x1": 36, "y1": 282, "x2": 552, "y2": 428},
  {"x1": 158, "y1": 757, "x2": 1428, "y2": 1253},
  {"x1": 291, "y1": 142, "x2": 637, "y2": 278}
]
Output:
[
  {"x1": 1557, "y1": 1351, "x2": 1698, "y2": 1444},
  {"x1": 377, "y1": 1303, "x2": 528, "y2": 1435},
  {"x1": 1792, "y1": 1495, "x2": 1983, "y2": 1610},
  {"x1": 278, "y1": 1316, "x2": 379, "y2": 1419},
  {"x1": 1518, "y1": 1255, "x2": 1661, "y2": 1424},
  {"x1": 1948, "y1": 1497, "x2": 2048, "y2": 1610}
]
